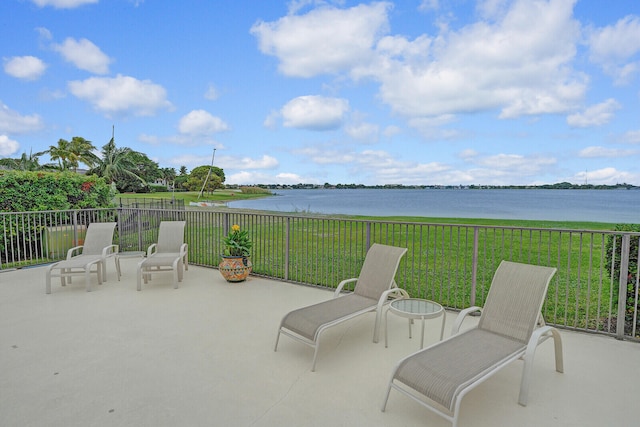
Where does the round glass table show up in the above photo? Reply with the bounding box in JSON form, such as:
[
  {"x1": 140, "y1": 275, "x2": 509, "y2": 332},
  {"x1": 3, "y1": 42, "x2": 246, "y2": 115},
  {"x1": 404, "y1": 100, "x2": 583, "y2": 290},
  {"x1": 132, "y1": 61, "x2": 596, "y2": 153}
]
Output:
[{"x1": 385, "y1": 298, "x2": 446, "y2": 349}]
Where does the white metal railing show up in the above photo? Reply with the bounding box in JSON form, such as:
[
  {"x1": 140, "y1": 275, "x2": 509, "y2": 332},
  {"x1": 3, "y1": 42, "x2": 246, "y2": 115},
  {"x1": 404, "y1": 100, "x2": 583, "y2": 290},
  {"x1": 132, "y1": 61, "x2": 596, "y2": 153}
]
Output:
[{"x1": 1, "y1": 207, "x2": 638, "y2": 340}]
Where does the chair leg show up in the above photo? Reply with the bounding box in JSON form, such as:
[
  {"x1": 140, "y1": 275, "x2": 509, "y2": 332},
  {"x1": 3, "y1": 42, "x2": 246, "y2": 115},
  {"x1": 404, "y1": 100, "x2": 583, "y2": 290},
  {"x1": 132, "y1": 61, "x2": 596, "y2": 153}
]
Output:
[
  {"x1": 381, "y1": 380, "x2": 393, "y2": 411},
  {"x1": 137, "y1": 265, "x2": 143, "y2": 291},
  {"x1": 97, "y1": 263, "x2": 102, "y2": 285},
  {"x1": 274, "y1": 329, "x2": 281, "y2": 352},
  {"x1": 311, "y1": 343, "x2": 320, "y2": 372},
  {"x1": 102, "y1": 261, "x2": 107, "y2": 283},
  {"x1": 518, "y1": 326, "x2": 563, "y2": 406},
  {"x1": 46, "y1": 266, "x2": 54, "y2": 294},
  {"x1": 85, "y1": 268, "x2": 92, "y2": 292}
]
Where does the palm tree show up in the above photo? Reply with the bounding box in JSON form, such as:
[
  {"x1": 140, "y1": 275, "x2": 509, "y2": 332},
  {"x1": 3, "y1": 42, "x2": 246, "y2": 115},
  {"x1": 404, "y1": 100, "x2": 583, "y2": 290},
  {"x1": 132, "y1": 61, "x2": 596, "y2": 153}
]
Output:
[
  {"x1": 47, "y1": 139, "x2": 72, "y2": 170},
  {"x1": 68, "y1": 137, "x2": 99, "y2": 172},
  {"x1": 47, "y1": 137, "x2": 98, "y2": 172},
  {"x1": 0, "y1": 149, "x2": 53, "y2": 171},
  {"x1": 160, "y1": 167, "x2": 177, "y2": 188},
  {"x1": 87, "y1": 137, "x2": 145, "y2": 185}
]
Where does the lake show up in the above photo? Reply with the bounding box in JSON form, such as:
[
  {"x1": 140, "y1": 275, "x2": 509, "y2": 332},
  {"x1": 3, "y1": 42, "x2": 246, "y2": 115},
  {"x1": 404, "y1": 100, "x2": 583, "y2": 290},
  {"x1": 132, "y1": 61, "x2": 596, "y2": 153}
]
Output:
[{"x1": 227, "y1": 188, "x2": 640, "y2": 223}]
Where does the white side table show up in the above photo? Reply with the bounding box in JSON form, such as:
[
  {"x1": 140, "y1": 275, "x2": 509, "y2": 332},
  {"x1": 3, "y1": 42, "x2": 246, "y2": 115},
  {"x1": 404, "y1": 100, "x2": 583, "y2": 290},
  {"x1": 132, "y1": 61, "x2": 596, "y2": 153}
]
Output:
[{"x1": 385, "y1": 298, "x2": 445, "y2": 349}]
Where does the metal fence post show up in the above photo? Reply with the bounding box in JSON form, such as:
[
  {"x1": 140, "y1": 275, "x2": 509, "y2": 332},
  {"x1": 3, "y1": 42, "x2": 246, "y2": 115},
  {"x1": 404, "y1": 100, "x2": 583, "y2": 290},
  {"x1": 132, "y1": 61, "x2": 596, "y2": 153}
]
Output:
[
  {"x1": 285, "y1": 217, "x2": 290, "y2": 281},
  {"x1": 616, "y1": 234, "x2": 631, "y2": 340},
  {"x1": 470, "y1": 227, "x2": 479, "y2": 307},
  {"x1": 366, "y1": 222, "x2": 371, "y2": 250}
]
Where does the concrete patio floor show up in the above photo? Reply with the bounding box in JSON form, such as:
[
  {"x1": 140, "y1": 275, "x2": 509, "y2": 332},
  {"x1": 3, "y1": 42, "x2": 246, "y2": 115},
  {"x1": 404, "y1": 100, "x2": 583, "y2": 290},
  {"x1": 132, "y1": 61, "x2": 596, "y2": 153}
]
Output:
[{"x1": 1, "y1": 258, "x2": 638, "y2": 427}]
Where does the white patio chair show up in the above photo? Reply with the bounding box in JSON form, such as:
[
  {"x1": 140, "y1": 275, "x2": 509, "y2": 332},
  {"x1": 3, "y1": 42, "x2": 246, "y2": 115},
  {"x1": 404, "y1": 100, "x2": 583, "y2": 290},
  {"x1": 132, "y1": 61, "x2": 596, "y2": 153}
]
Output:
[
  {"x1": 382, "y1": 260, "x2": 563, "y2": 427},
  {"x1": 137, "y1": 221, "x2": 188, "y2": 290},
  {"x1": 45, "y1": 222, "x2": 120, "y2": 293},
  {"x1": 275, "y1": 243, "x2": 408, "y2": 371}
]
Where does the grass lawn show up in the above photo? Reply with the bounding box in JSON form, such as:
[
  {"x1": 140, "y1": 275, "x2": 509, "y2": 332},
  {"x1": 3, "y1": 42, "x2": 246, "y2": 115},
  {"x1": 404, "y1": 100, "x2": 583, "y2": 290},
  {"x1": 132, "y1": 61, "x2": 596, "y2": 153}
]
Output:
[{"x1": 116, "y1": 189, "x2": 274, "y2": 205}]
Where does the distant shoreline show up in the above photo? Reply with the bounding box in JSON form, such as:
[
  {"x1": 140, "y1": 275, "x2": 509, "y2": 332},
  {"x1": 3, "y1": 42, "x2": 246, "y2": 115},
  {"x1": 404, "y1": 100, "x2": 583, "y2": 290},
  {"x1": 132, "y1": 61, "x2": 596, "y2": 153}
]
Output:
[{"x1": 249, "y1": 183, "x2": 639, "y2": 191}]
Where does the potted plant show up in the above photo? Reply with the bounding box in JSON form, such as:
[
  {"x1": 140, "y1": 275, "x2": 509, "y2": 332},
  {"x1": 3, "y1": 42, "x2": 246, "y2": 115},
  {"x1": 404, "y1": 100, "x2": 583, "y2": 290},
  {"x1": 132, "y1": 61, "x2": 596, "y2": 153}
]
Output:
[{"x1": 218, "y1": 224, "x2": 253, "y2": 282}]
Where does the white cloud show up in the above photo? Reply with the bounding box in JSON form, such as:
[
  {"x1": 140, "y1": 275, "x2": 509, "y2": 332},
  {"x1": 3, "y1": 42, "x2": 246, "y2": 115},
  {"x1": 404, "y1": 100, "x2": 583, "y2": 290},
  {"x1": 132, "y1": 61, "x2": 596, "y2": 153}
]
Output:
[
  {"x1": 382, "y1": 125, "x2": 401, "y2": 137},
  {"x1": 138, "y1": 133, "x2": 160, "y2": 145},
  {"x1": 578, "y1": 146, "x2": 638, "y2": 158},
  {"x1": 294, "y1": 145, "x2": 357, "y2": 165},
  {"x1": 475, "y1": 153, "x2": 556, "y2": 173},
  {"x1": 36, "y1": 27, "x2": 53, "y2": 41},
  {"x1": 418, "y1": 0, "x2": 439, "y2": 12},
  {"x1": 220, "y1": 154, "x2": 279, "y2": 170},
  {"x1": 226, "y1": 170, "x2": 316, "y2": 186},
  {"x1": 178, "y1": 110, "x2": 230, "y2": 135},
  {"x1": 620, "y1": 130, "x2": 640, "y2": 144},
  {"x1": 68, "y1": 74, "x2": 172, "y2": 117},
  {"x1": 370, "y1": 0, "x2": 585, "y2": 119},
  {"x1": 281, "y1": 95, "x2": 349, "y2": 130},
  {"x1": 263, "y1": 110, "x2": 280, "y2": 130},
  {"x1": 345, "y1": 121, "x2": 379, "y2": 142},
  {"x1": 166, "y1": 153, "x2": 212, "y2": 169},
  {"x1": 251, "y1": 2, "x2": 391, "y2": 77},
  {"x1": 0, "y1": 135, "x2": 20, "y2": 156},
  {"x1": 566, "y1": 98, "x2": 621, "y2": 128},
  {"x1": 574, "y1": 167, "x2": 640, "y2": 186},
  {"x1": 3, "y1": 56, "x2": 47, "y2": 80},
  {"x1": 459, "y1": 149, "x2": 479, "y2": 160},
  {"x1": 204, "y1": 84, "x2": 219, "y2": 100},
  {"x1": 255, "y1": 0, "x2": 586, "y2": 122},
  {"x1": 0, "y1": 102, "x2": 44, "y2": 134},
  {"x1": 31, "y1": 0, "x2": 98, "y2": 8},
  {"x1": 53, "y1": 37, "x2": 111, "y2": 74},
  {"x1": 589, "y1": 15, "x2": 640, "y2": 84}
]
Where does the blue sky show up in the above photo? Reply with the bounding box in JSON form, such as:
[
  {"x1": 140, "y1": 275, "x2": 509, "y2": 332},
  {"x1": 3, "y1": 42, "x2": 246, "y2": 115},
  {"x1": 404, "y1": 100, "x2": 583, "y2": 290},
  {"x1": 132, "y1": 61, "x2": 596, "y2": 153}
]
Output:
[{"x1": 2, "y1": 0, "x2": 640, "y2": 186}]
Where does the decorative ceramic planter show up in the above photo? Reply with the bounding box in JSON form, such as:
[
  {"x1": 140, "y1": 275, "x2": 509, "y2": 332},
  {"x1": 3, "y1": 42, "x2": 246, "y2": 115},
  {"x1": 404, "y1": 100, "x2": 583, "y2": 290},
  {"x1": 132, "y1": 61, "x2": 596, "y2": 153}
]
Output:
[{"x1": 219, "y1": 256, "x2": 252, "y2": 282}]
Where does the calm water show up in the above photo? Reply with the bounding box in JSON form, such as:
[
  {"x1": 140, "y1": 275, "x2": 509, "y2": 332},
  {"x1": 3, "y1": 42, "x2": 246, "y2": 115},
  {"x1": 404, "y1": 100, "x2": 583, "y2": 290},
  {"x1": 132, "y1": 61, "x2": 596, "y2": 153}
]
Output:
[{"x1": 227, "y1": 188, "x2": 640, "y2": 223}]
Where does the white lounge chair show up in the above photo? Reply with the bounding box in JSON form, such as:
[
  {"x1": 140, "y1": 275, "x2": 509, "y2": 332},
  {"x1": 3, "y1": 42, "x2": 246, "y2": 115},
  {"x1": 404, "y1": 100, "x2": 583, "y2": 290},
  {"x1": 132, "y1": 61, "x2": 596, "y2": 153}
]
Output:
[
  {"x1": 137, "y1": 221, "x2": 188, "y2": 290},
  {"x1": 275, "y1": 243, "x2": 408, "y2": 371},
  {"x1": 45, "y1": 222, "x2": 120, "y2": 293},
  {"x1": 382, "y1": 260, "x2": 563, "y2": 427}
]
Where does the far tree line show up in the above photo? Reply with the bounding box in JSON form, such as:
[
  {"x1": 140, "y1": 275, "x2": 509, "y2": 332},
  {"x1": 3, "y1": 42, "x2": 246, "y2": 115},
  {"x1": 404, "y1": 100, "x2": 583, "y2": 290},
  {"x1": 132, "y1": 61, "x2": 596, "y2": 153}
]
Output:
[{"x1": 0, "y1": 136, "x2": 225, "y2": 194}]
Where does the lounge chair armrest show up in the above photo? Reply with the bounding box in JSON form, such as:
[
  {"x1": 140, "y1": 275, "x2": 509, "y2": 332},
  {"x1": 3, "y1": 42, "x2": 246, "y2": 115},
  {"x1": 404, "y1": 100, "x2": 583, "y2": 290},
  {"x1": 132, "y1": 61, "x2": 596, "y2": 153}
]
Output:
[
  {"x1": 451, "y1": 306, "x2": 482, "y2": 335},
  {"x1": 102, "y1": 244, "x2": 119, "y2": 257},
  {"x1": 334, "y1": 278, "x2": 358, "y2": 297},
  {"x1": 180, "y1": 243, "x2": 188, "y2": 254},
  {"x1": 66, "y1": 245, "x2": 84, "y2": 259},
  {"x1": 146, "y1": 243, "x2": 158, "y2": 257},
  {"x1": 381, "y1": 285, "x2": 409, "y2": 302}
]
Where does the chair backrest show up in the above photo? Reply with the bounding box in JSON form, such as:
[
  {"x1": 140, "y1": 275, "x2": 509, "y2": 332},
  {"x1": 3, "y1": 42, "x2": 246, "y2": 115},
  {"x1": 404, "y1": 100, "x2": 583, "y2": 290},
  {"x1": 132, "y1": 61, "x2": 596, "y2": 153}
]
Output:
[
  {"x1": 353, "y1": 244, "x2": 408, "y2": 300},
  {"x1": 478, "y1": 260, "x2": 557, "y2": 343},
  {"x1": 81, "y1": 222, "x2": 117, "y2": 255},
  {"x1": 155, "y1": 221, "x2": 186, "y2": 253}
]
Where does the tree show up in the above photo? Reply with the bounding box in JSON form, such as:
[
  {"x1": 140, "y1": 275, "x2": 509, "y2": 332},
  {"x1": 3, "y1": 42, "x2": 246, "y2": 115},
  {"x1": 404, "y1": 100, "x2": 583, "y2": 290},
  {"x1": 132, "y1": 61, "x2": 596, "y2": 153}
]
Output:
[
  {"x1": 47, "y1": 138, "x2": 72, "y2": 170},
  {"x1": 185, "y1": 165, "x2": 225, "y2": 193},
  {"x1": 116, "y1": 152, "x2": 161, "y2": 193},
  {"x1": 160, "y1": 167, "x2": 177, "y2": 189},
  {"x1": 175, "y1": 166, "x2": 189, "y2": 191},
  {"x1": 68, "y1": 136, "x2": 99, "y2": 171},
  {"x1": 0, "y1": 150, "x2": 53, "y2": 171},
  {"x1": 87, "y1": 137, "x2": 145, "y2": 190}
]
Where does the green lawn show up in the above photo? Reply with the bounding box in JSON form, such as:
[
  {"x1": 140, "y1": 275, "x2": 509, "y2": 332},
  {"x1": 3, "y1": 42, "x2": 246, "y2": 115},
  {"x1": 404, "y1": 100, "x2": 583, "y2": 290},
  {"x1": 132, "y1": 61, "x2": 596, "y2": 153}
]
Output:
[{"x1": 116, "y1": 189, "x2": 273, "y2": 205}]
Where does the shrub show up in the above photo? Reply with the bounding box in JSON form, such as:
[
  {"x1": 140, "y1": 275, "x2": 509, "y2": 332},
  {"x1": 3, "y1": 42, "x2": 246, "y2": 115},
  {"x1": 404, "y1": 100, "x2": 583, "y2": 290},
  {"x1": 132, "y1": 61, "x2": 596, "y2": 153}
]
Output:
[
  {"x1": 239, "y1": 186, "x2": 272, "y2": 195},
  {"x1": 605, "y1": 224, "x2": 640, "y2": 333},
  {"x1": 0, "y1": 171, "x2": 115, "y2": 262},
  {"x1": 148, "y1": 184, "x2": 167, "y2": 193},
  {"x1": 0, "y1": 171, "x2": 114, "y2": 212}
]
